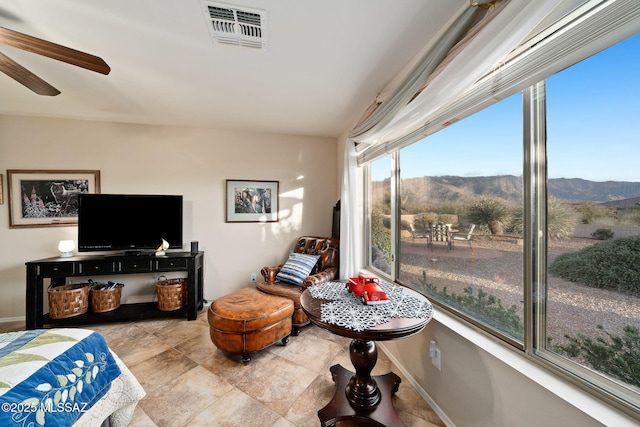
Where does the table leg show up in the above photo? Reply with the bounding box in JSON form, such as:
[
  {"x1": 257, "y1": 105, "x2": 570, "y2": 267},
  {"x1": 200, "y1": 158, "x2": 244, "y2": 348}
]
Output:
[
  {"x1": 318, "y1": 339, "x2": 405, "y2": 427},
  {"x1": 346, "y1": 339, "x2": 381, "y2": 407},
  {"x1": 25, "y1": 267, "x2": 43, "y2": 330}
]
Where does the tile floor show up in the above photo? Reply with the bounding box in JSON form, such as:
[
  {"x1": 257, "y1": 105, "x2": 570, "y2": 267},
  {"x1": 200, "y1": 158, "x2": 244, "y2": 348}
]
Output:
[{"x1": 1, "y1": 313, "x2": 445, "y2": 427}]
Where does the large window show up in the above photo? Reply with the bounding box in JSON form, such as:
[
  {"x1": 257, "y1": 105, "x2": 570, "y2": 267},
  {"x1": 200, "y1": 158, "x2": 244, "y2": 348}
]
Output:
[
  {"x1": 397, "y1": 94, "x2": 525, "y2": 344},
  {"x1": 366, "y1": 31, "x2": 640, "y2": 415},
  {"x1": 541, "y1": 33, "x2": 640, "y2": 402}
]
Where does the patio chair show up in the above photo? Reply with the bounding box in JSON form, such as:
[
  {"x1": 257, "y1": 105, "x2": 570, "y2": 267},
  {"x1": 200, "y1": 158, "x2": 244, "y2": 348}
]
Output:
[
  {"x1": 409, "y1": 223, "x2": 429, "y2": 240},
  {"x1": 429, "y1": 222, "x2": 452, "y2": 250},
  {"x1": 452, "y1": 224, "x2": 475, "y2": 248}
]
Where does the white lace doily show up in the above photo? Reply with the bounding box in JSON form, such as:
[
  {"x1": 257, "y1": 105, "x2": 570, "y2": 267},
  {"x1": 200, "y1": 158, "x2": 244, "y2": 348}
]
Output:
[{"x1": 308, "y1": 281, "x2": 433, "y2": 332}]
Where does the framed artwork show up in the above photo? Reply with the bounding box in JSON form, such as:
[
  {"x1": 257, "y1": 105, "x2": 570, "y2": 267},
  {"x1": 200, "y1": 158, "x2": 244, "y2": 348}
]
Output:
[
  {"x1": 7, "y1": 169, "x2": 101, "y2": 228},
  {"x1": 226, "y1": 179, "x2": 279, "y2": 223}
]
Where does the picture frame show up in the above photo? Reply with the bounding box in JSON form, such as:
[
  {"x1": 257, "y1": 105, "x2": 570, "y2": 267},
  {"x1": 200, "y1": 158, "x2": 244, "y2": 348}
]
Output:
[
  {"x1": 225, "y1": 179, "x2": 279, "y2": 223},
  {"x1": 7, "y1": 169, "x2": 101, "y2": 228}
]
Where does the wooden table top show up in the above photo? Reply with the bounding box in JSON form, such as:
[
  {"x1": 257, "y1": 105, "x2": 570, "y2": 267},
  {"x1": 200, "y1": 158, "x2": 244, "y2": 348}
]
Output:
[{"x1": 300, "y1": 285, "x2": 432, "y2": 342}]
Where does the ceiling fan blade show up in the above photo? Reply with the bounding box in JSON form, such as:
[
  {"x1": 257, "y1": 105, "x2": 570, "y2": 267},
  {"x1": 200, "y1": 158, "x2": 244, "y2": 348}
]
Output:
[
  {"x1": 0, "y1": 26, "x2": 110, "y2": 75},
  {"x1": 0, "y1": 51, "x2": 60, "y2": 96}
]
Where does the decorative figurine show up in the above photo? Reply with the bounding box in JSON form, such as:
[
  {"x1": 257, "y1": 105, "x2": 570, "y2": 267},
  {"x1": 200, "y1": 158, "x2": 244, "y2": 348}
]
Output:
[
  {"x1": 155, "y1": 239, "x2": 169, "y2": 256},
  {"x1": 347, "y1": 273, "x2": 390, "y2": 305}
]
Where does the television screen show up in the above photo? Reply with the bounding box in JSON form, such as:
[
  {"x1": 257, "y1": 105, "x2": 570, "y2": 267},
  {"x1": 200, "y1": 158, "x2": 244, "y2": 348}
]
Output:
[{"x1": 78, "y1": 194, "x2": 183, "y2": 253}]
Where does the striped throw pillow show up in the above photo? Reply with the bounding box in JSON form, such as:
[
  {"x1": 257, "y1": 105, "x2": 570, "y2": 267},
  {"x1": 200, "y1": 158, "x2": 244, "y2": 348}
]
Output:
[{"x1": 276, "y1": 252, "x2": 320, "y2": 286}]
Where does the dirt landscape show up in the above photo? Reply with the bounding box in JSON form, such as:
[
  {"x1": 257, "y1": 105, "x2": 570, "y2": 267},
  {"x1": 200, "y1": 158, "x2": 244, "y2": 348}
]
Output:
[{"x1": 398, "y1": 229, "x2": 640, "y2": 346}]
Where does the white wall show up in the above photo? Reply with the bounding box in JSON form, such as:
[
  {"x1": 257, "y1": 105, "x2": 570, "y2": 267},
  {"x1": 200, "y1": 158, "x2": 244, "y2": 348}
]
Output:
[
  {"x1": 380, "y1": 317, "x2": 640, "y2": 427},
  {"x1": 0, "y1": 115, "x2": 338, "y2": 320}
]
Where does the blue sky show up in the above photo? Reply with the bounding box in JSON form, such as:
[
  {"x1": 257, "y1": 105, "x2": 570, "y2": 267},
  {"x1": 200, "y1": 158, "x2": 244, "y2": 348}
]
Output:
[{"x1": 374, "y1": 32, "x2": 639, "y2": 183}]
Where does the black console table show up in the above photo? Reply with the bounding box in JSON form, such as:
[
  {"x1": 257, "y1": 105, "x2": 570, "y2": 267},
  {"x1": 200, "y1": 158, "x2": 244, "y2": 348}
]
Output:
[{"x1": 25, "y1": 251, "x2": 204, "y2": 330}]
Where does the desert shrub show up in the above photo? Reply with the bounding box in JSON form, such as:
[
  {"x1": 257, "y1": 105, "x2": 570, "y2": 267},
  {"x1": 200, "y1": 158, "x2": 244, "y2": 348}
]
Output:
[
  {"x1": 553, "y1": 325, "x2": 640, "y2": 388},
  {"x1": 413, "y1": 212, "x2": 438, "y2": 229},
  {"x1": 436, "y1": 214, "x2": 459, "y2": 226},
  {"x1": 371, "y1": 208, "x2": 391, "y2": 258},
  {"x1": 468, "y1": 197, "x2": 510, "y2": 234},
  {"x1": 509, "y1": 198, "x2": 576, "y2": 239},
  {"x1": 591, "y1": 228, "x2": 614, "y2": 240},
  {"x1": 547, "y1": 198, "x2": 577, "y2": 239},
  {"x1": 400, "y1": 203, "x2": 422, "y2": 215},
  {"x1": 414, "y1": 272, "x2": 523, "y2": 340},
  {"x1": 432, "y1": 201, "x2": 471, "y2": 216},
  {"x1": 549, "y1": 235, "x2": 640, "y2": 296},
  {"x1": 619, "y1": 207, "x2": 640, "y2": 226},
  {"x1": 574, "y1": 202, "x2": 616, "y2": 224}
]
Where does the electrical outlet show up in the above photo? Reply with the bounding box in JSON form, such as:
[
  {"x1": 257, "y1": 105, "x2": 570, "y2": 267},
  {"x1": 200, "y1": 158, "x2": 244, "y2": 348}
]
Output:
[
  {"x1": 432, "y1": 348, "x2": 441, "y2": 371},
  {"x1": 429, "y1": 339, "x2": 441, "y2": 371},
  {"x1": 250, "y1": 273, "x2": 257, "y2": 283}
]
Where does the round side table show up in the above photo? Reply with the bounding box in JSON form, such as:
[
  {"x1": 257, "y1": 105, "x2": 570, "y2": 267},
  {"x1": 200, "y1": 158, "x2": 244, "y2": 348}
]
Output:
[{"x1": 300, "y1": 285, "x2": 432, "y2": 427}]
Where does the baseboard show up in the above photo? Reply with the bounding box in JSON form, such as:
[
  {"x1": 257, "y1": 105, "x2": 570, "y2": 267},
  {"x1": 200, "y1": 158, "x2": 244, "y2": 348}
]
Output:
[
  {"x1": 0, "y1": 316, "x2": 25, "y2": 324},
  {"x1": 378, "y1": 342, "x2": 455, "y2": 427}
]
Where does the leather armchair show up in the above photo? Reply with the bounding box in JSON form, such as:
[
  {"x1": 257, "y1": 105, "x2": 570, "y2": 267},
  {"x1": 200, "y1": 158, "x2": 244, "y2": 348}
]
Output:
[{"x1": 257, "y1": 236, "x2": 339, "y2": 334}]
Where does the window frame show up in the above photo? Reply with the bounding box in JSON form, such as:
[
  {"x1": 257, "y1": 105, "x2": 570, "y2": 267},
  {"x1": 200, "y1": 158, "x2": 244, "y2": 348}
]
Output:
[
  {"x1": 365, "y1": 154, "x2": 399, "y2": 280},
  {"x1": 363, "y1": 49, "x2": 640, "y2": 420},
  {"x1": 529, "y1": 72, "x2": 640, "y2": 416}
]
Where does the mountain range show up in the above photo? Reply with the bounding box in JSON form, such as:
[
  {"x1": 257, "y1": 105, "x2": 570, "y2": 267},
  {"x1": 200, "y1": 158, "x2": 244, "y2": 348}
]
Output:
[{"x1": 383, "y1": 175, "x2": 640, "y2": 207}]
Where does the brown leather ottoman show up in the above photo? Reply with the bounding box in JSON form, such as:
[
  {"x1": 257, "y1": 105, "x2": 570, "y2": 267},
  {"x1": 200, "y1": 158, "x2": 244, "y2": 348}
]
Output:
[{"x1": 208, "y1": 287, "x2": 294, "y2": 363}]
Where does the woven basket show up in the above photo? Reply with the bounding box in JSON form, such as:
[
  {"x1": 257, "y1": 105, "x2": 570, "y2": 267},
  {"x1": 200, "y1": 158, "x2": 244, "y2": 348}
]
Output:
[
  {"x1": 48, "y1": 283, "x2": 90, "y2": 319},
  {"x1": 90, "y1": 285, "x2": 123, "y2": 313},
  {"x1": 156, "y1": 278, "x2": 187, "y2": 311}
]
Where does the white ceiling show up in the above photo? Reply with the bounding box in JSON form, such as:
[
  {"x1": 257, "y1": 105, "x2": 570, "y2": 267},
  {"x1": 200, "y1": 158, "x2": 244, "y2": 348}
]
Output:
[{"x1": 0, "y1": 0, "x2": 466, "y2": 138}]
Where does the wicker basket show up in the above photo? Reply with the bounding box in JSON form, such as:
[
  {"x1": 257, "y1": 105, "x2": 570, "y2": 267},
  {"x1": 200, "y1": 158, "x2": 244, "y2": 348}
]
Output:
[
  {"x1": 156, "y1": 278, "x2": 187, "y2": 311},
  {"x1": 90, "y1": 284, "x2": 123, "y2": 313},
  {"x1": 48, "y1": 283, "x2": 90, "y2": 319}
]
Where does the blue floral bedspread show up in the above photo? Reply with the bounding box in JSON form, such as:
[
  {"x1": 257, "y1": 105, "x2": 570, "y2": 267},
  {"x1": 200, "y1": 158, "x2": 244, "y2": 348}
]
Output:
[{"x1": 0, "y1": 328, "x2": 121, "y2": 427}]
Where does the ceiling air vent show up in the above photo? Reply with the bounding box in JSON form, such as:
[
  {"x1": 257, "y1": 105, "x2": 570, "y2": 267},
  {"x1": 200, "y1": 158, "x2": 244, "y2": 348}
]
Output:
[{"x1": 201, "y1": 2, "x2": 267, "y2": 50}]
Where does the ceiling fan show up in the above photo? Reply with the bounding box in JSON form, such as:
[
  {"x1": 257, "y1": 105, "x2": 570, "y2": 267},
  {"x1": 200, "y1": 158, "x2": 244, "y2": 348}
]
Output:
[{"x1": 0, "y1": 26, "x2": 110, "y2": 96}]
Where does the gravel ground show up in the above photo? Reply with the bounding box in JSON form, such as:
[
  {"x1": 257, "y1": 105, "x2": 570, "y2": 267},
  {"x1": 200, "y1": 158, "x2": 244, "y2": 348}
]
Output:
[{"x1": 398, "y1": 234, "x2": 640, "y2": 346}]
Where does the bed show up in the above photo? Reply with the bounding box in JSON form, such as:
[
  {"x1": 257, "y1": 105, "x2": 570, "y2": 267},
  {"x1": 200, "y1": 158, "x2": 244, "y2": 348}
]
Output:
[{"x1": 0, "y1": 328, "x2": 145, "y2": 427}]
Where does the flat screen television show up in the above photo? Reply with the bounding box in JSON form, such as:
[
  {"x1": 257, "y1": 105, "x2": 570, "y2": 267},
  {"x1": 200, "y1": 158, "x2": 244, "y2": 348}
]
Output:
[{"x1": 78, "y1": 194, "x2": 183, "y2": 254}]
